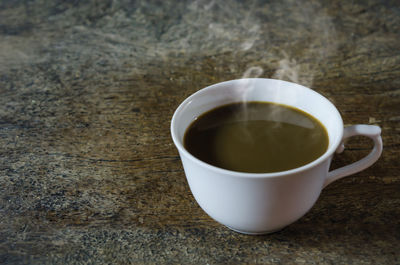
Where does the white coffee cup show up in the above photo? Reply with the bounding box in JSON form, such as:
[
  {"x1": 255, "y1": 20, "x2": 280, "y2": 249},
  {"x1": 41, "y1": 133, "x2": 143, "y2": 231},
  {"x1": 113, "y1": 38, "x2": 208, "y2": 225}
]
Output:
[{"x1": 170, "y1": 78, "x2": 382, "y2": 235}]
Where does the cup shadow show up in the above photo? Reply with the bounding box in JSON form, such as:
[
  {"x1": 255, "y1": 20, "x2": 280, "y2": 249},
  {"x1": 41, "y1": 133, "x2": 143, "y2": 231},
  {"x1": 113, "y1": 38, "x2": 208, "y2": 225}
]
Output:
[{"x1": 250, "y1": 182, "x2": 399, "y2": 258}]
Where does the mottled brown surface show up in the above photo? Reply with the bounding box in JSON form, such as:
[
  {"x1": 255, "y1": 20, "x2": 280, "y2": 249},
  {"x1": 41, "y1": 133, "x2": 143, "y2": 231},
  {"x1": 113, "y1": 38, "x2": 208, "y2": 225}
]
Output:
[{"x1": 0, "y1": 0, "x2": 399, "y2": 264}]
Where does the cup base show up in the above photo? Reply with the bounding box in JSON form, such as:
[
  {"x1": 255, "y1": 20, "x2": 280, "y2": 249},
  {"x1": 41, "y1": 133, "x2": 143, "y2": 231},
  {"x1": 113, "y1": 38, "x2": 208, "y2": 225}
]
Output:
[{"x1": 226, "y1": 225, "x2": 284, "y2": 235}]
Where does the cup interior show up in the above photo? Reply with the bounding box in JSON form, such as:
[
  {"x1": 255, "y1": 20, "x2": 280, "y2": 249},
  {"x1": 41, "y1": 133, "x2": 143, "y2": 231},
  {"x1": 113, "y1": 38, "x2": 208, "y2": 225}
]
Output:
[{"x1": 171, "y1": 78, "x2": 343, "y2": 174}]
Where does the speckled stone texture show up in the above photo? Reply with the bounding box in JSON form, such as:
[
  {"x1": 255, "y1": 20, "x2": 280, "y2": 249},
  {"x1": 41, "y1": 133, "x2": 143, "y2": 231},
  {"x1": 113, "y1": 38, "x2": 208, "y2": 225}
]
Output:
[{"x1": 0, "y1": 0, "x2": 399, "y2": 264}]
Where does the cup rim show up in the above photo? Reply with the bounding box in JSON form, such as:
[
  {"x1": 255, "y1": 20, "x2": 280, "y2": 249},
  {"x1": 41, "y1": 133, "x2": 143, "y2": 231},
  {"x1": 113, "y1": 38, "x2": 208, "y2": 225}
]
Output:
[{"x1": 170, "y1": 78, "x2": 344, "y2": 178}]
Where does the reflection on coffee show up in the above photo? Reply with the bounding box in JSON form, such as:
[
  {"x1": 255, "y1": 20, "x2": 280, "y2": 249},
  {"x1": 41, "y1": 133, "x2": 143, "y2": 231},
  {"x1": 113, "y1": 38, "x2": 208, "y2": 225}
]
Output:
[{"x1": 184, "y1": 101, "x2": 329, "y2": 173}]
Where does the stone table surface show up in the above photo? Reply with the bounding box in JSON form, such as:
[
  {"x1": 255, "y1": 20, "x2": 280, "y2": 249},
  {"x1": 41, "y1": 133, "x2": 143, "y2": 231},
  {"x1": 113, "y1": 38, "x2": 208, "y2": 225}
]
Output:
[{"x1": 1, "y1": 0, "x2": 399, "y2": 264}]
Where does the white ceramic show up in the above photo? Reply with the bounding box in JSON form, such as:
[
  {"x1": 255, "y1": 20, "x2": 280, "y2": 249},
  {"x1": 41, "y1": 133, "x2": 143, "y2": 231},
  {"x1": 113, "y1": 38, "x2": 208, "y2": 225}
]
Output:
[{"x1": 170, "y1": 78, "x2": 383, "y2": 235}]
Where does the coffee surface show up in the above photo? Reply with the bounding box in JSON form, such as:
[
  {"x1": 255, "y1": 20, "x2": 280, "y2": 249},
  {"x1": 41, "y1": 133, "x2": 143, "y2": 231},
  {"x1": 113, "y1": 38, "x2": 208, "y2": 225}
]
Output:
[{"x1": 184, "y1": 101, "x2": 329, "y2": 173}]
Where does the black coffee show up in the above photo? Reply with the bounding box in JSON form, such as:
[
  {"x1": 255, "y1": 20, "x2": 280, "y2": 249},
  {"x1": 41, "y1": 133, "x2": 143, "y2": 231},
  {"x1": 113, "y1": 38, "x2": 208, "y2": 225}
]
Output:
[{"x1": 184, "y1": 101, "x2": 329, "y2": 173}]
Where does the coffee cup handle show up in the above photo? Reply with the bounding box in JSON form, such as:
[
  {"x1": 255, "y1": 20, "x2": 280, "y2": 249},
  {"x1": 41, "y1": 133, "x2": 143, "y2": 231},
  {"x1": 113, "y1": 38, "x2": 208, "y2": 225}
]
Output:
[{"x1": 323, "y1": 125, "x2": 383, "y2": 188}]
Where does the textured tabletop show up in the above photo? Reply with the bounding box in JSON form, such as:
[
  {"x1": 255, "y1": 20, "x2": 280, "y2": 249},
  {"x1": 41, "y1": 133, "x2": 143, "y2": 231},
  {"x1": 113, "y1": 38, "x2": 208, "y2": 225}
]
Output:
[{"x1": 0, "y1": 0, "x2": 399, "y2": 264}]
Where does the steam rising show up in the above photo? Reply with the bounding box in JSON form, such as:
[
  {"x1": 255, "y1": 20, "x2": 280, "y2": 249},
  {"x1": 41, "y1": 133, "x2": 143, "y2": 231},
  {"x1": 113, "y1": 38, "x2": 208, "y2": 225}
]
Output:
[
  {"x1": 184, "y1": 0, "x2": 337, "y2": 89},
  {"x1": 272, "y1": 52, "x2": 300, "y2": 84},
  {"x1": 242, "y1": 66, "x2": 264, "y2": 79}
]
